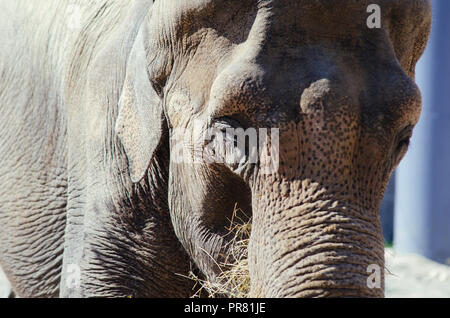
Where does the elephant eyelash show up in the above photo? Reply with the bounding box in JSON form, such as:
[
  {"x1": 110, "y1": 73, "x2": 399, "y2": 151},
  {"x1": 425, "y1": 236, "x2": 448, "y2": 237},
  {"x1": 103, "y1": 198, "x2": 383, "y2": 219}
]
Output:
[
  {"x1": 396, "y1": 137, "x2": 411, "y2": 150},
  {"x1": 210, "y1": 126, "x2": 238, "y2": 146},
  {"x1": 394, "y1": 125, "x2": 413, "y2": 160},
  {"x1": 213, "y1": 116, "x2": 245, "y2": 130}
]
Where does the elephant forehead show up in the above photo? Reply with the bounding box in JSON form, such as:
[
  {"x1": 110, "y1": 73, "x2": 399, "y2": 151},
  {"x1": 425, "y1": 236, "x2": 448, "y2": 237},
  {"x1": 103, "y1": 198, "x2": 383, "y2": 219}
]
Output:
[
  {"x1": 154, "y1": 0, "x2": 431, "y2": 36},
  {"x1": 156, "y1": 0, "x2": 428, "y2": 128},
  {"x1": 152, "y1": 0, "x2": 431, "y2": 79}
]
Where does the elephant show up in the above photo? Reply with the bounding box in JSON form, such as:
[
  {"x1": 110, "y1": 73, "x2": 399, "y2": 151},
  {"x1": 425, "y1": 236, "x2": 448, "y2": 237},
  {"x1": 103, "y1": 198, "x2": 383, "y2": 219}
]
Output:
[{"x1": 0, "y1": 0, "x2": 431, "y2": 298}]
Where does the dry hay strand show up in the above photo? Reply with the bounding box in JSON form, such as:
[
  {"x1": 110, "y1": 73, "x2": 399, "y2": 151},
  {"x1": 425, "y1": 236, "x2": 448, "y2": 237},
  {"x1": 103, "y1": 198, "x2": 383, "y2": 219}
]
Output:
[{"x1": 187, "y1": 204, "x2": 251, "y2": 298}]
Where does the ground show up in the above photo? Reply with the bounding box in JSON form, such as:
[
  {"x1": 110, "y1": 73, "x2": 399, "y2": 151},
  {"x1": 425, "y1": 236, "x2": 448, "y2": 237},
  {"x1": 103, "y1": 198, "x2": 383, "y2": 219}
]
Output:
[
  {"x1": 1, "y1": 248, "x2": 450, "y2": 297},
  {"x1": 0, "y1": 267, "x2": 10, "y2": 298},
  {"x1": 384, "y1": 248, "x2": 450, "y2": 297}
]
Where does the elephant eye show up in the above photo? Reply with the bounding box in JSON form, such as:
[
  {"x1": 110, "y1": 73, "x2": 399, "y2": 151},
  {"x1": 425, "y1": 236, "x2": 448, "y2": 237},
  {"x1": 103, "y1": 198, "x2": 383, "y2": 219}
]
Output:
[
  {"x1": 210, "y1": 118, "x2": 239, "y2": 148},
  {"x1": 394, "y1": 125, "x2": 413, "y2": 161},
  {"x1": 212, "y1": 117, "x2": 247, "y2": 146},
  {"x1": 213, "y1": 117, "x2": 244, "y2": 130},
  {"x1": 205, "y1": 117, "x2": 252, "y2": 166},
  {"x1": 397, "y1": 137, "x2": 411, "y2": 151}
]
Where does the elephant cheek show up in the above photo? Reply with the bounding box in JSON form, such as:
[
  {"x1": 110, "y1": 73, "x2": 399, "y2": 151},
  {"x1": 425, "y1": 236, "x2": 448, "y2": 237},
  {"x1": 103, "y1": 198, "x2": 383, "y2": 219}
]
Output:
[{"x1": 248, "y1": 188, "x2": 385, "y2": 298}]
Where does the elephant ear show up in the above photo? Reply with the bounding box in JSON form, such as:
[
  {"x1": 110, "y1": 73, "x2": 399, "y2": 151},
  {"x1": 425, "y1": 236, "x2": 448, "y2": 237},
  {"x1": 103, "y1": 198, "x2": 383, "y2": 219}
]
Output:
[{"x1": 116, "y1": 27, "x2": 164, "y2": 183}]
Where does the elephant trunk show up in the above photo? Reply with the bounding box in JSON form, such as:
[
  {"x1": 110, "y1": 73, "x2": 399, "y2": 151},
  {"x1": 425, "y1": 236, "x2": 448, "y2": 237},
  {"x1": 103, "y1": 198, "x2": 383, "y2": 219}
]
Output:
[{"x1": 248, "y1": 180, "x2": 385, "y2": 298}]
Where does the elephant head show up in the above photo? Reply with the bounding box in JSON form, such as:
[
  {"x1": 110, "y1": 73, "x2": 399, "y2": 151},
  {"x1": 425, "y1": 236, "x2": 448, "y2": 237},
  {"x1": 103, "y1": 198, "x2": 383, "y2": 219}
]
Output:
[{"x1": 116, "y1": 0, "x2": 431, "y2": 297}]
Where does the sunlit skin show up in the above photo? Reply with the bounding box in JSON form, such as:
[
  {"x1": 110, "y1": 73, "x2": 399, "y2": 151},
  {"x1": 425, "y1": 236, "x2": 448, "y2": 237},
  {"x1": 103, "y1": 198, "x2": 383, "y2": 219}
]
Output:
[{"x1": 0, "y1": 0, "x2": 431, "y2": 297}]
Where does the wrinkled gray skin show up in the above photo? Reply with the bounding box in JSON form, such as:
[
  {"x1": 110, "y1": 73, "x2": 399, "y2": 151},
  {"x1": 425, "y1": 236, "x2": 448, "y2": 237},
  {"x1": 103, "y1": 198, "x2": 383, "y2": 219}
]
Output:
[{"x1": 0, "y1": 0, "x2": 431, "y2": 297}]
